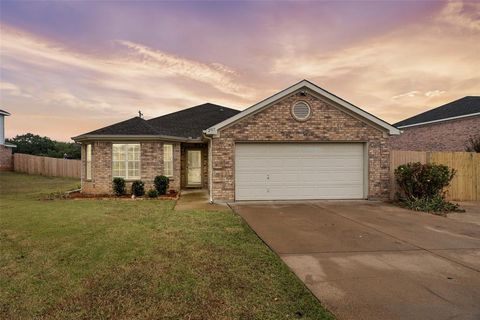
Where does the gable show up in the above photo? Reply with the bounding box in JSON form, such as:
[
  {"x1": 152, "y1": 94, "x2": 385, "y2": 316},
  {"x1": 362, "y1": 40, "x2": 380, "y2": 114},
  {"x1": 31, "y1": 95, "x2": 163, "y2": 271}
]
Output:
[
  {"x1": 220, "y1": 90, "x2": 386, "y2": 141},
  {"x1": 204, "y1": 80, "x2": 400, "y2": 135}
]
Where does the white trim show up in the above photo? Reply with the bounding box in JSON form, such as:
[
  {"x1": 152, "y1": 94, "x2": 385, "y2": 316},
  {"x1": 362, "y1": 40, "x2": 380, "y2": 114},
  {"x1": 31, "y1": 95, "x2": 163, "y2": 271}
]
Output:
[
  {"x1": 396, "y1": 112, "x2": 480, "y2": 129},
  {"x1": 204, "y1": 80, "x2": 400, "y2": 135},
  {"x1": 72, "y1": 134, "x2": 201, "y2": 143}
]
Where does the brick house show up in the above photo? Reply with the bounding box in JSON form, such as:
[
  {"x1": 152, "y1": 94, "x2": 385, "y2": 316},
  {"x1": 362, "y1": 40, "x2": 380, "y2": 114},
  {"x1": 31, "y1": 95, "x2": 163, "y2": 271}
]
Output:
[
  {"x1": 73, "y1": 80, "x2": 400, "y2": 202},
  {"x1": 391, "y1": 96, "x2": 480, "y2": 151},
  {"x1": 0, "y1": 109, "x2": 16, "y2": 171}
]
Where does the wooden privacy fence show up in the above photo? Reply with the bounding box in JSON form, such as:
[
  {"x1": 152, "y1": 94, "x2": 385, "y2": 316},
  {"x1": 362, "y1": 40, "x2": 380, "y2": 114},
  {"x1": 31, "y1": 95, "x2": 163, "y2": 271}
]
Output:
[
  {"x1": 13, "y1": 153, "x2": 81, "y2": 178},
  {"x1": 390, "y1": 150, "x2": 480, "y2": 201}
]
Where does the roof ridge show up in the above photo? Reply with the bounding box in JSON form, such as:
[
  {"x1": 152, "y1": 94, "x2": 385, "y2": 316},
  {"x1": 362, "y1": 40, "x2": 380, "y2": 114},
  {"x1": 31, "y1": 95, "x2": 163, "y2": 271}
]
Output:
[{"x1": 147, "y1": 103, "x2": 238, "y2": 122}]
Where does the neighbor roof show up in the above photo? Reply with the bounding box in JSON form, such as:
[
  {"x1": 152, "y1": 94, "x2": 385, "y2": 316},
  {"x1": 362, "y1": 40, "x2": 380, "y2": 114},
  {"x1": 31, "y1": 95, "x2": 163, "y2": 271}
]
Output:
[
  {"x1": 72, "y1": 103, "x2": 239, "y2": 141},
  {"x1": 394, "y1": 96, "x2": 480, "y2": 128},
  {"x1": 0, "y1": 109, "x2": 11, "y2": 116},
  {"x1": 204, "y1": 80, "x2": 400, "y2": 135}
]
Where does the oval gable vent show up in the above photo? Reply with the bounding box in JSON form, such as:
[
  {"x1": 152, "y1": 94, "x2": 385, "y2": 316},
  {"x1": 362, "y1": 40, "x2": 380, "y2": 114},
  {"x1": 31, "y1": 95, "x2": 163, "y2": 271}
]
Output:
[{"x1": 292, "y1": 101, "x2": 311, "y2": 121}]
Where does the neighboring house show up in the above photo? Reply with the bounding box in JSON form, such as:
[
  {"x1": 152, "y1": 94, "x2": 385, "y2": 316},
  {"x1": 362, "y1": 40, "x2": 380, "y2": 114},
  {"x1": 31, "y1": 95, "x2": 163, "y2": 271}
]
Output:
[
  {"x1": 72, "y1": 80, "x2": 400, "y2": 202},
  {"x1": 391, "y1": 96, "x2": 480, "y2": 151},
  {"x1": 0, "y1": 109, "x2": 16, "y2": 171}
]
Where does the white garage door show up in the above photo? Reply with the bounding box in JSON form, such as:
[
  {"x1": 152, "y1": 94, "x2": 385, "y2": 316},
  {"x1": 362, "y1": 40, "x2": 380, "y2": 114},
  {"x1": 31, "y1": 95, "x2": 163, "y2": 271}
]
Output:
[{"x1": 235, "y1": 143, "x2": 365, "y2": 200}]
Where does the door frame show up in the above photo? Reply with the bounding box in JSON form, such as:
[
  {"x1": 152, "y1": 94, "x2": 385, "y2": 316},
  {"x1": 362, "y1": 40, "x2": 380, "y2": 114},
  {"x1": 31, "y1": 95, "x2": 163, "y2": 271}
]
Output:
[{"x1": 186, "y1": 149, "x2": 203, "y2": 187}]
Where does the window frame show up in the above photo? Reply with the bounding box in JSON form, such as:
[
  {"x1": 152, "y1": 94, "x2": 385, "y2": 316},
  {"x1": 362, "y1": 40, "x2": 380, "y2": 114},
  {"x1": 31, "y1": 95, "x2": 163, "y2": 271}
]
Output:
[
  {"x1": 85, "y1": 144, "x2": 92, "y2": 181},
  {"x1": 112, "y1": 143, "x2": 141, "y2": 180},
  {"x1": 163, "y1": 143, "x2": 174, "y2": 177}
]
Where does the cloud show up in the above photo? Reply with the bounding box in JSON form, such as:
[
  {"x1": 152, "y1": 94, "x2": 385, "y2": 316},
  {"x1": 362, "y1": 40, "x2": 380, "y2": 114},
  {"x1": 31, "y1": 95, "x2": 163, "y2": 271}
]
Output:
[
  {"x1": 269, "y1": 1, "x2": 480, "y2": 122},
  {"x1": 0, "y1": 24, "x2": 257, "y2": 139},
  {"x1": 425, "y1": 90, "x2": 445, "y2": 98},
  {"x1": 392, "y1": 91, "x2": 421, "y2": 100},
  {"x1": 437, "y1": 1, "x2": 480, "y2": 31},
  {"x1": 1, "y1": 1, "x2": 479, "y2": 140},
  {"x1": 0, "y1": 24, "x2": 254, "y2": 109},
  {"x1": 0, "y1": 81, "x2": 31, "y2": 97}
]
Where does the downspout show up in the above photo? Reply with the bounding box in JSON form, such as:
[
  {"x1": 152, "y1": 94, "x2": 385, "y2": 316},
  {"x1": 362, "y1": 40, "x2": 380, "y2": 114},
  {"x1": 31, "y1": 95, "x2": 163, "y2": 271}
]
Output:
[{"x1": 203, "y1": 134, "x2": 214, "y2": 203}]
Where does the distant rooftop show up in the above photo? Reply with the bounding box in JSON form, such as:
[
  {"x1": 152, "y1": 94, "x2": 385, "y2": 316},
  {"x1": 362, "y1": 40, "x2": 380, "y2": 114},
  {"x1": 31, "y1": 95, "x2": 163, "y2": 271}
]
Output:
[
  {"x1": 394, "y1": 96, "x2": 480, "y2": 128},
  {"x1": 0, "y1": 109, "x2": 11, "y2": 116}
]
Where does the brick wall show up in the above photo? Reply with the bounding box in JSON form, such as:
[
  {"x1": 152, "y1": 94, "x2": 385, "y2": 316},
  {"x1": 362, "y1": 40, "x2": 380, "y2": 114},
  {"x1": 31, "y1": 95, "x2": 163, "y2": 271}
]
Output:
[
  {"x1": 211, "y1": 89, "x2": 391, "y2": 201},
  {"x1": 390, "y1": 116, "x2": 480, "y2": 151},
  {"x1": 81, "y1": 141, "x2": 181, "y2": 194},
  {"x1": 0, "y1": 145, "x2": 13, "y2": 171}
]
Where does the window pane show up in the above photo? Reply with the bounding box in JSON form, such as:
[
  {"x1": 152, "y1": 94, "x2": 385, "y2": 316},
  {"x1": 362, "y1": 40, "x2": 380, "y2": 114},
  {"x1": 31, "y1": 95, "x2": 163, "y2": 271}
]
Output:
[
  {"x1": 86, "y1": 144, "x2": 92, "y2": 180},
  {"x1": 113, "y1": 144, "x2": 126, "y2": 161},
  {"x1": 86, "y1": 144, "x2": 92, "y2": 161},
  {"x1": 86, "y1": 161, "x2": 91, "y2": 180},
  {"x1": 163, "y1": 144, "x2": 173, "y2": 176},
  {"x1": 113, "y1": 144, "x2": 140, "y2": 179}
]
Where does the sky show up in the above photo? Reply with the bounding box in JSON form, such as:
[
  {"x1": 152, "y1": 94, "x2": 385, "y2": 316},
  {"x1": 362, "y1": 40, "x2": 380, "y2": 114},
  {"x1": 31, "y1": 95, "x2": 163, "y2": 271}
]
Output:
[{"x1": 0, "y1": 0, "x2": 479, "y2": 142}]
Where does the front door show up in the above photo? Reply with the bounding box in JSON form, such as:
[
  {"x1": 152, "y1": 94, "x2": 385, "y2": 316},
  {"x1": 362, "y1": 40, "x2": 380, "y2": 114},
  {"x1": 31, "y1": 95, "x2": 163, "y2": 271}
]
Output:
[{"x1": 187, "y1": 150, "x2": 202, "y2": 186}]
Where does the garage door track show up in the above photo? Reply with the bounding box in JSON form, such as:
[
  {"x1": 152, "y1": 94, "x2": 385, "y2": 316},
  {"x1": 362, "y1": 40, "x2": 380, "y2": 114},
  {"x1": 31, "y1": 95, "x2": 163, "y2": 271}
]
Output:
[{"x1": 230, "y1": 201, "x2": 480, "y2": 320}]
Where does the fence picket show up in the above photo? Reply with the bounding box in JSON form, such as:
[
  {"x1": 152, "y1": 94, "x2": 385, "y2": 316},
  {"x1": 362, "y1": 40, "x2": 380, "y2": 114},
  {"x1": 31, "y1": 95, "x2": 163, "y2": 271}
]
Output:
[{"x1": 13, "y1": 153, "x2": 80, "y2": 179}]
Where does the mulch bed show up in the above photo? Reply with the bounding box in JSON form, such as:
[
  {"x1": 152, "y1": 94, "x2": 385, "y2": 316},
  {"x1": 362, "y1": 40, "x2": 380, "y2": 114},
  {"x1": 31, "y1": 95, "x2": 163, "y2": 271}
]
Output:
[{"x1": 44, "y1": 190, "x2": 179, "y2": 201}]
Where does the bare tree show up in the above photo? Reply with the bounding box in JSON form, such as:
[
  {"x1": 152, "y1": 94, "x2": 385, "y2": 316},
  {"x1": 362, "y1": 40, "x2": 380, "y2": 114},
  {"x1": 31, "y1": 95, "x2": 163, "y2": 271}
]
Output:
[{"x1": 465, "y1": 135, "x2": 480, "y2": 153}]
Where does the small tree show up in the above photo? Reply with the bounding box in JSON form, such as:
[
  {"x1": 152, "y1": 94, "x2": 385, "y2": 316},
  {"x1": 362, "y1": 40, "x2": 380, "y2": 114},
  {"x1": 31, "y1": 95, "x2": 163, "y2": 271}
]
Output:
[
  {"x1": 465, "y1": 135, "x2": 480, "y2": 153},
  {"x1": 112, "y1": 177, "x2": 126, "y2": 196},
  {"x1": 154, "y1": 175, "x2": 170, "y2": 195}
]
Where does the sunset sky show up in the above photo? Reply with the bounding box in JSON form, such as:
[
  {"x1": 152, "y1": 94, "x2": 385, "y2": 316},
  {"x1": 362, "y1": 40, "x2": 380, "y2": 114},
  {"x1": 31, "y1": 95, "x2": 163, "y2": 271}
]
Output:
[{"x1": 1, "y1": 1, "x2": 479, "y2": 141}]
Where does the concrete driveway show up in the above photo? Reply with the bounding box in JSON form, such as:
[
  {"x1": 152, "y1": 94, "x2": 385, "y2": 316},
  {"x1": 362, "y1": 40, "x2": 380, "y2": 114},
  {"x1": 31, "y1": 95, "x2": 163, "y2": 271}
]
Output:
[{"x1": 230, "y1": 201, "x2": 480, "y2": 320}]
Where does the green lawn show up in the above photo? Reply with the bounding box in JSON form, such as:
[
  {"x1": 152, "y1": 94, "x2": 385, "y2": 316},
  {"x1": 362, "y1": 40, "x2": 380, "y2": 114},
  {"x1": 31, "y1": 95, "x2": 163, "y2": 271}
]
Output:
[{"x1": 0, "y1": 172, "x2": 332, "y2": 319}]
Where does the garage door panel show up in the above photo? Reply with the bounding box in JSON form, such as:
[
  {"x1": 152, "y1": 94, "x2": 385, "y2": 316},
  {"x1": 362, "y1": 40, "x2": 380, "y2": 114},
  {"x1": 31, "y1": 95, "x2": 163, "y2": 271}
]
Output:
[{"x1": 235, "y1": 143, "x2": 365, "y2": 200}]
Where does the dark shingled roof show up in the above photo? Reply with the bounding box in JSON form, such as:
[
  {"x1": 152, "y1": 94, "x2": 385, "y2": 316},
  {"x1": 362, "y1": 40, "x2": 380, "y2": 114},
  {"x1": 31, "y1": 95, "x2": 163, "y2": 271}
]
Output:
[
  {"x1": 77, "y1": 103, "x2": 240, "y2": 139},
  {"x1": 394, "y1": 96, "x2": 480, "y2": 128},
  {"x1": 82, "y1": 116, "x2": 160, "y2": 136},
  {"x1": 147, "y1": 103, "x2": 240, "y2": 139}
]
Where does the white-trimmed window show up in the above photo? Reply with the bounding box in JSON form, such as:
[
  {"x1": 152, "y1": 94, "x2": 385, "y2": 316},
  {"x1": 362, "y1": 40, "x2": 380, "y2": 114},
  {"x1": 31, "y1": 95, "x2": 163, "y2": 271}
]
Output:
[
  {"x1": 86, "y1": 144, "x2": 92, "y2": 180},
  {"x1": 163, "y1": 144, "x2": 173, "y2": 177},
  {"x1": 112, "y1": 144, "x2": 140, "y2": 179}
]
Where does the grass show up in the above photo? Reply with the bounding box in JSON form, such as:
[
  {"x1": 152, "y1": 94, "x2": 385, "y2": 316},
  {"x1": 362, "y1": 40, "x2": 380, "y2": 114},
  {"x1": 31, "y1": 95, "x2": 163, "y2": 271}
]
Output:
[{"x1": 0, "y1": 172, "x2": 333, "y2": 320}]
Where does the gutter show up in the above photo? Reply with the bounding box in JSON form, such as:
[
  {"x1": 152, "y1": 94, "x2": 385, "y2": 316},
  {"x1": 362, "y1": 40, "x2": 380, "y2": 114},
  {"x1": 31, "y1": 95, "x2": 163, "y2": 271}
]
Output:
[{"x1": 71, "y1": 134, "x2": 203, "y2": 143}]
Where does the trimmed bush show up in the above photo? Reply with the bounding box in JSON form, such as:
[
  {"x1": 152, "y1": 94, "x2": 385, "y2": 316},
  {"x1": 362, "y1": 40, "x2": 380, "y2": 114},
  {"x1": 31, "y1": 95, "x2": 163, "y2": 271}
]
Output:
[
  {"x1": 154, "y1": 175, "x2": 170, "y2": 195},
  {"x1": 147, "y1": 188, "x2": 159, "y2": 198},
  {"x1": 131, "y1": 180, "x2": 145, "y2": 197},
  {"x1": 112, "y1": 177, "x2": 126, "y2": 196},
  {"x1": 394, "y1": 162, "x2": 461, "y2": 214}
]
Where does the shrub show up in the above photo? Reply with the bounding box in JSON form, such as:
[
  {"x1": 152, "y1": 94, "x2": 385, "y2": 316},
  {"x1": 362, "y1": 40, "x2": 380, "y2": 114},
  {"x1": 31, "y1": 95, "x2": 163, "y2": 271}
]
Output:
[
  {"x1": 398, "y1": 195, "x2": 461, "y2": 216},
  {"x1": 112, "y1": 177, "x2": 126, "y2": 196},
  {"x1": 131, "y1": 180, "x2": 145, "y2": 197},
  {"x1": 154, "y1": 175, "x2": 170, "y2": 195},
  {"x1": 394, "y1": 162, "x2": 462, "y2": 214},
  {"x1": 147, "y1": 188, "x2": 159, "y2": 198}
]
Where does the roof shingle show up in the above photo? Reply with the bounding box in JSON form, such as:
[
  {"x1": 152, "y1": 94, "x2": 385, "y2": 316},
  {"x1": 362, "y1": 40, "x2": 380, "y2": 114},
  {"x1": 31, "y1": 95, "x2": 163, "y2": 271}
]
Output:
[
  {"x1": 394, "y1": 96, "x2": 480, "y2": 128},
  {"x1": 75, "y1": 103, "x2": 240, "y2": 140},
  {"x1": 147, "y1": 103, "x2": 240, "y2": 139}
]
